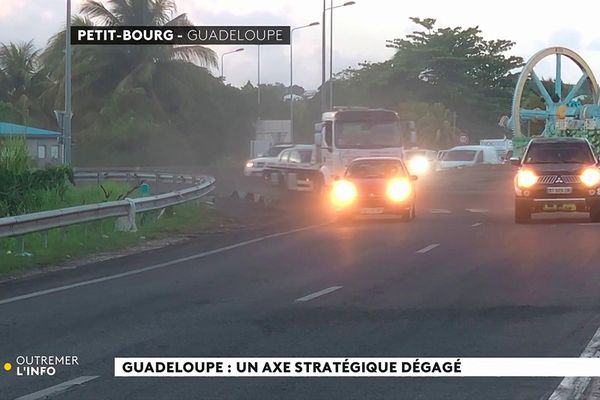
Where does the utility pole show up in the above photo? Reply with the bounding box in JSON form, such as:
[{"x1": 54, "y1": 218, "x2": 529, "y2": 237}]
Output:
[
  {"x1": 64, "y1": 0, "x2": 73, "y2": 164},
  {"x1": 321, "y1": 0, "x2": 327, "y2": 113}
]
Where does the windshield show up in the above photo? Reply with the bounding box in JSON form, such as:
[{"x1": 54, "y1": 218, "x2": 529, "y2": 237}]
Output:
[
  {"x1": 443, "y1": 150, "x2": 477, "y2": 162},
  {"x1": 524, "y1": 143, "x2": 595, "y2": 164},
  {"x1": 264, "y1": 146, "x2": 290, "y2": 157},
  {"x1": 335, "y1": 121, "x2": 402, "y2": 149},
  {"x1": 346, "y1": 160, "x2": 406, "y2": 179}
]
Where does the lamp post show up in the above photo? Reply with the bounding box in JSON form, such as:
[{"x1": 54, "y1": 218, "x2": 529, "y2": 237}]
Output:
[
  {"x1": 321, "y1": 0, "x2": 326, "y2": 113},
  {"x1": 220, "y1": 48, "x2": 244, "y2": 79},
  {"x1": 326, "y1": 1, "x2": 355, "y2": 110},
  {"x1": 290, "y1": 22, "x2": 319, "y2": 143},
  {"x1": 63, "y1": 0, "x2": 72, "y2": 164}
]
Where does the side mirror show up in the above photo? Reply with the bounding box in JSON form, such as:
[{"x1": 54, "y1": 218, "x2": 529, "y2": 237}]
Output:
[
  {"x1": 410, "y1": 175, "x2": 418, "y2": 181},
  {"x1": 509, "y1": 157, "x2": 521, "y2": 167}
]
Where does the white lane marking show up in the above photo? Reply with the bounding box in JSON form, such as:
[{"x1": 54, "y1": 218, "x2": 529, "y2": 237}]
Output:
[
  {"x1": 0, "y1": 224, "x2": 326, "y2": 306},
  {"x1": 295, "y1": 286, "x2": 343, "y2": 302},
  {"x1": 15, "y1": 375, "x2": 99, "y2": 400},
  {"x1": 466, "y1": 208, "x2": 488, "y2": 213},
  {"x1": 416, "y1": 243, "x2": 440, "y2": 254},
  {"x1": 471, "y1": 222, "x2": 483, "y2": 227},
  {"x1": 547, "y1": 325, "x2": 600, "y2": 400},
  {"x1": 430, "y1": 209, "x2": 451, "y2": 214}
]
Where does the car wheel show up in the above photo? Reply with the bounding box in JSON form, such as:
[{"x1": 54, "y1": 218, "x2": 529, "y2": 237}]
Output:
[
  {"x1": 590, "y1": 206, "x2": 600, "y2": 223},
  {"x1": 515, "y1": 199, "x2": 531, "y2": 224},
  {"x1": 401, "y1": 204, "x2": 416, "y2": 222}
]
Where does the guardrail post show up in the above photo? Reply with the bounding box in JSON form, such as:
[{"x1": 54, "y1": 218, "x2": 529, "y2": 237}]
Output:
[
  {"x1": 42, "y1": 231, "x2": 48, "y2": 249},
  {"x1": 127, "y1": 198, "x2": 138, "y2": 232}
]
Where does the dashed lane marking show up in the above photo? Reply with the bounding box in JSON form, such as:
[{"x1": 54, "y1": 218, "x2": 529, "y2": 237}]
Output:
[
  {"x1": 466, "y1": 208, "x2": 489, "y2": 213},
  {"x1": 430, "y1": 209, "x2": 451, "y2": 214},
  {"x1": 416, "y1": 244, "x2": 440, "y2": 254},
  {"x1": 471, "y1": 222, "x2": 483, "y2": 227},
  {"x1": 295, "y1": 286, "x2": 343, "y2": 302}
]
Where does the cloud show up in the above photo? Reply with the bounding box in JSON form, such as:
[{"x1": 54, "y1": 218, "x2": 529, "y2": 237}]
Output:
[{"x1": 2, "y1": 0, "x2": 600, "y2": 89}]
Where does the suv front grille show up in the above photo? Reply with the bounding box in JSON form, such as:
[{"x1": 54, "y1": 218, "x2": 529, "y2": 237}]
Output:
[
  {"x1": 537, "y1": 175, "x2": 581, "y2": 184},
  {"x1": 538, "y1": 175, "x2": 557, "y2": 184}
]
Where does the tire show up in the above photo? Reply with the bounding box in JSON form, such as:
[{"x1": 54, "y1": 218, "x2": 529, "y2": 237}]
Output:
[
  {"x1": 590, "y1": 206, "x2": 600, "y2": 223},
  {"x1": 401, "y1": 203, "x2": 416, "y2": 222},
  {"x1": 515, "y1": 199, "x2": 531, "y2": 224}
]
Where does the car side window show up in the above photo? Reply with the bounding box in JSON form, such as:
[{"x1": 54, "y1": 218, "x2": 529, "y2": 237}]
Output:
[
  {"x1": 289, "y1": 151, "x2": 301, "y2": 163},
  {"x1": 279, "y1": 150, "x2": 290, "y2": 162}
]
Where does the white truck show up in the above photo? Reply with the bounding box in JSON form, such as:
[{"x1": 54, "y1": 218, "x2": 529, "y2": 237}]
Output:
[{"x1": 265, "y1": 107, "x2": 404, "y2": 193}]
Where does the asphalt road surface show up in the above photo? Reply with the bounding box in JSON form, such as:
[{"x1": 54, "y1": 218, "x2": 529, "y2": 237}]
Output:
[{"x1": 3, "y1": 165, "x2": 600, "y2": 400}]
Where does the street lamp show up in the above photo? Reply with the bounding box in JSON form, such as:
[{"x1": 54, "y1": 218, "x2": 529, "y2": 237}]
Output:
[
  {"x1": 290, "y1": 22, "x2": 319, "y2": 143},
  {"x1": 220, "y1": 48, "x2": 244, "y2": 79},
  {"x1": 326, "y1": 1, "x2": 355, "y2": 110},
  {"x1": 63, "y1": 0, "x2": 73, "y2": 164}
]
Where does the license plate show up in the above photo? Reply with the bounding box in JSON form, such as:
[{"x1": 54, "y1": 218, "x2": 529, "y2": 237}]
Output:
[
  {"x1": 361, "y1": 207, "x2": 384, "y2": 215},
  {"x1": 547, "y1": 186, "x2": 572, "y2": 194},
  {"x1": 560, "y1": 204, "x2": 577, "y2": 211}
]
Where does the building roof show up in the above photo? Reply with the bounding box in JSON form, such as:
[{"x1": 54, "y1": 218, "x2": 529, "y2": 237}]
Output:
[{"x1": 0, "y1": 122, "x2": 60, "y2": 138}]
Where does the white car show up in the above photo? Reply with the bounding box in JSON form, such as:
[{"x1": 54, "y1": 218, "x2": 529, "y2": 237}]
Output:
[
  {"x1": 264, "y1": 145, "x2": 315, "y2": 189},
  {"x1": 437, "y1": 145, "x2": 501, "y2": 170},
  {"x1": 244, "y1": 144, "x2": 294, "y2": 176}
]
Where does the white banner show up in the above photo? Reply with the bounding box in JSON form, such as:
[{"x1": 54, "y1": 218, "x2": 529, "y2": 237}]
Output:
[{"x1": 114, "y1": 357, "x2": 600, "y2": 378}]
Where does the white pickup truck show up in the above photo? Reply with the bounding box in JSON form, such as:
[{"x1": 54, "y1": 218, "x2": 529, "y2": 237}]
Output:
[{"x1": 265, "y1": 107, "x2": 405, "y2": 193}]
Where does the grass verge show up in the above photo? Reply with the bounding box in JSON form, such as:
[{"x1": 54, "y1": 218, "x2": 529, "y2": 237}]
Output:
[{"x1": 0, "y1": 200, "x2": 219, "y2": 277}]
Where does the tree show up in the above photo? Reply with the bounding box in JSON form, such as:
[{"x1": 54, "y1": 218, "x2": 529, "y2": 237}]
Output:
[
  {"x1": 326, "y1": 17, "x2": 524, "y2": 142},
  {"x1": 0, "y1": 41, "x2": 46, "y2": 124}
]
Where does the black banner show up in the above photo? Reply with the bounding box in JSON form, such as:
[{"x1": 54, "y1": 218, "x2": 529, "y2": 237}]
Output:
[{"x1": 72, "y1": 26, "x2": 291, "y2": 45}]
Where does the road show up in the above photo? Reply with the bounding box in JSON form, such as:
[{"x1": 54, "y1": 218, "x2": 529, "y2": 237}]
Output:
[{"x1": 2, "y1": 165, "x2": 600, "y2": 399}]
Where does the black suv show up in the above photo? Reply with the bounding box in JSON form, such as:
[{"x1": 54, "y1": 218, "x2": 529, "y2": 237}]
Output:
[{"x1": 512, "y1": 137, "x2": 600, "y2": 223}]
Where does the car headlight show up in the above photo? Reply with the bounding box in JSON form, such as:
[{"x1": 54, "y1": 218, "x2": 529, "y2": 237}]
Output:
[
  {"x1": 516, "y1": 169, "x2": 538, "y2": 188},
  {"x1": 386, "y1": 178, "x2": 412, "y2": 202},
  {"x1": 408, "y1": 156, "x2": 429, "y2": 175},
  {"x1": 581, "y1": 167, "x2": 600, "y2": 187},
  {"x1": 331, "y1": 180, "x2": 357, "y2": 206},
  {"x1": 245, "y1": 161, "x2": 254, "y2": 168}
]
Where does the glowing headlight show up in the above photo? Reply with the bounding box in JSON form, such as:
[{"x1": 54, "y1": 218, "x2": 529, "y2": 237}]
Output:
[
  {"x1": 386, "y1": 178, "x2": 412, "y2": 202},
  {"x1": 331, "y1": 180, "x2": 357, "y2": 206},
  {"x1": 516, "y1": 169, "x2": 538, "y2": 188},
  {"x1": 408, "y1": 156, "x2": 430, "y2": 175},
  {"x1": 581, "y1": 167, "x2": 600, "y2": 187},
  {"x1": 245, "y1": 161, "x2": 254, "y2": 168}
]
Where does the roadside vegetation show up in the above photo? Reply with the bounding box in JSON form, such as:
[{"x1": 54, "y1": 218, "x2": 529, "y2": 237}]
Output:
[
  {"x1": 1, "y1": 1, "x2": 539, "y2": 164},
  {"x1": 0, "y1": 138, "x2": 219, "y2": 276}
]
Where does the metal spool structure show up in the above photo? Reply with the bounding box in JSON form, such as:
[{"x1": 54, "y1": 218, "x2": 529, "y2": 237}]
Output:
[{"x1": 505, "y1": 47, "x2": 600, "y2": 156}]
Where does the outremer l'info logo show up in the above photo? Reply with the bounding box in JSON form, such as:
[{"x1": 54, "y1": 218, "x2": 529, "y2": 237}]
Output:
[{"x1": 4, "y1": 355, "x2": 79, "y2": 376}]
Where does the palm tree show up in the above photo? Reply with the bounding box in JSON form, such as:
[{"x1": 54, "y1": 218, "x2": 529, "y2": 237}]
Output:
[
  {"x1": 0, "y1": 41, "x2": 45, "y2": 123},
  {"x1": 40, "y1": 0, "x2": 218, "y2": 133},
  {"x1": 80, "y1": 0, "x2": 216, "y2": 66}
]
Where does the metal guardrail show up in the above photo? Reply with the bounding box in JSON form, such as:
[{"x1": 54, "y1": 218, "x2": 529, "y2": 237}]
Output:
[
  {"x1": 73, "y1": 170, "x2": 202, "y2": 185},
  {"x1": 0, "y1": 175, "x2": 215, "y2": 239}
]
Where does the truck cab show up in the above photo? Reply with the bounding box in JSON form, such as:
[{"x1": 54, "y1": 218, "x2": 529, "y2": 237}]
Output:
[{"x1": 314, "y1": 108, "x2": 404, "y2": 188}]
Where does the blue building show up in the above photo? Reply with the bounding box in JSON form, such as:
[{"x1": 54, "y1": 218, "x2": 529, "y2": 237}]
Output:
[{"x1": 0, "y1": 122, "x2": 62, "y2": 165}]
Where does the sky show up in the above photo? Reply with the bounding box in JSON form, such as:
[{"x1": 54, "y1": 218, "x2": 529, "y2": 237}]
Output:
[{"x1": 2, "y1": 0, "x2": 600, "y2": 90}]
